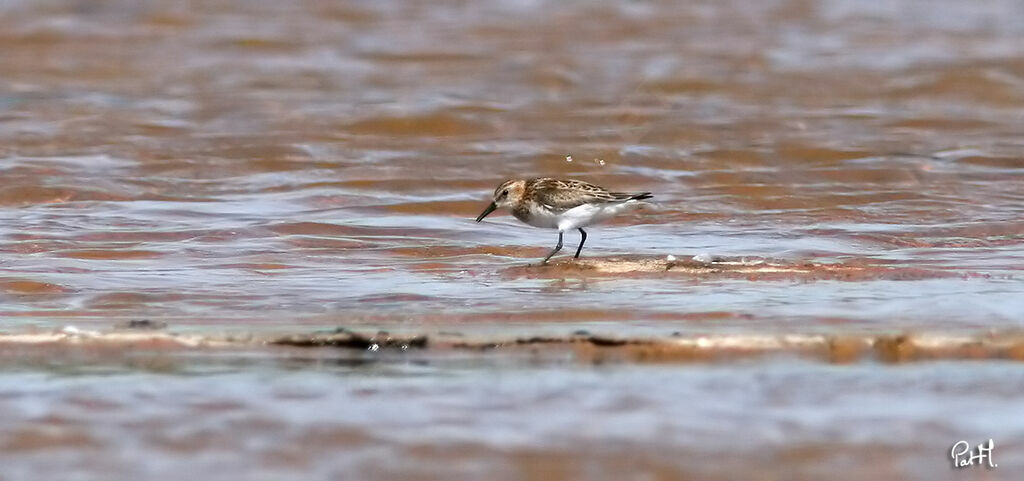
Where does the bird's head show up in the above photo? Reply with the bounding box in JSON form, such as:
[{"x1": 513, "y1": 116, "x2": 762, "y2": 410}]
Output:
[{"x1": 476, "y1": 179, "x2": 526, "y2": 222}]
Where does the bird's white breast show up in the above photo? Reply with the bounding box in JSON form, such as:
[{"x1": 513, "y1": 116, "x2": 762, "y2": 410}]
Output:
[{"x1": 516, "y1": 205, "x2": 561, "y2": 229}]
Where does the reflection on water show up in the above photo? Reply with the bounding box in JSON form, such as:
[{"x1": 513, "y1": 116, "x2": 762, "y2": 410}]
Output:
[{"x1": 2, "y1": 0, "x2": 1024, "y2": 478}]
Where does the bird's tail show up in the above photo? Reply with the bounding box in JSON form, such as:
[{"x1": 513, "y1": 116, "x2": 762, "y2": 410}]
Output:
[{"x1": 610, "y1": 192, "x2": 653, "y2": 202}]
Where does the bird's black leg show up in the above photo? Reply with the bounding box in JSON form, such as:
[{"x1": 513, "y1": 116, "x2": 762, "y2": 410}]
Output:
[
  {"x1": 542, "y1": 231, "x2": 563, "y2": 264},
  {"x1": 574, "y1": 228, "x2": 587, "y2": 258}
]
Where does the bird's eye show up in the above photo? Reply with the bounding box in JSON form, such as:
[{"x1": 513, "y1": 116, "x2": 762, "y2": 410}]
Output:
[{"x1": 500, "y1": 189, "x2": 509, "y2": 198}]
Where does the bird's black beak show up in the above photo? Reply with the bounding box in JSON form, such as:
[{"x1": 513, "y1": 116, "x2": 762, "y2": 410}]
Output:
[{"x1": 475, "y1": 202, "x2": 497, "y2": 222}]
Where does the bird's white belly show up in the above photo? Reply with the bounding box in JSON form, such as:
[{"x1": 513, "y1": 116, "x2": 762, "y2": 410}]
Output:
[{"x1": 557, "y1": 203, "x2": 618, "y2": 230}]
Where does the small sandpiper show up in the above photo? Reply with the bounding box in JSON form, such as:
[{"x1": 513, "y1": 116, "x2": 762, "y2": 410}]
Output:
[{"x1": 475, "y1": 178, "x2": 652, "y2": 264}]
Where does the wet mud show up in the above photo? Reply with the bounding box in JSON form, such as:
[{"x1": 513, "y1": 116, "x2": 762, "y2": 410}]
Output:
[
  {"x1": 6, "y1": 326, "x2": 1024, "y2": 365},
  {"x1": 503, "y1": 254, "x2": 969, "y2": 281}
]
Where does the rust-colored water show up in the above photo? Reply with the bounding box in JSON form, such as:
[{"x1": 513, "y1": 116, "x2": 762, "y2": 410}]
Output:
[{"x1": 1, "y1": 0, "x2": 1023, "y2": 479}]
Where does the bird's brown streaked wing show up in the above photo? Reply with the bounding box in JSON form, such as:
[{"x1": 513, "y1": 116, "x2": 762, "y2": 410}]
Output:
[{"x1": 529, "y1": 178, "x2": 617, "y2": 211}]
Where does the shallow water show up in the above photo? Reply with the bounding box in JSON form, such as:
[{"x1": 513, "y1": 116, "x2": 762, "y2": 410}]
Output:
[
  {"x1": 1, "y1": 0, "x2": 1022, "y2": 331},
  {"x1": 1, "y1": 355, "x2": 1023, "y2": 480},
  {"x1": 1, "y1": 0, "x2": 1024, "y2": 478}
]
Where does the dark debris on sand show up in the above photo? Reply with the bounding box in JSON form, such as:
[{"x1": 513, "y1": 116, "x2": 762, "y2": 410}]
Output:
[{"x1": 271, "y1": 328, "x2": 428, "y2": 350}]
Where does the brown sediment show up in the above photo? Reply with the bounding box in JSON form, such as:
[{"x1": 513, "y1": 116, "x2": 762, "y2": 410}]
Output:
[
  {"x1": 887, "y1": 118, "x2": 995, "y2": 130},
  {"x1": 872, "y1": 334, "x2": 1024, "y2": 363},
  {"x1": 87, "y1": 292, "x2": 183, "y2": 309},
  {"x1": 774, "y1": 143, "x2": 874, "y2": 164},
  {"x1": 1, "y1": 427, "x2": 101, "y2": 451},
  {"x1": 957, "y1": 155, "x2": 1024, "y2": 169},
  {"x1": 344, "y1": 113, "x2": 494, "y2": 137},
  {"x1": 827, "y1": 336, "x2": 870, "y2": 364},
  {"x1": 444, "y1": 332, "x2": 1024, "y2": 364},
  {"x1": 0, "y1": 186, "x2": 129, "y2": 206},
  {"x1": 501, "y1": 255, "x2": 962, "y2": 281},
  {"x1": 285, "y1": 237, "x2": 371, "y2": 250},
  {"x1": 55, "y1": 249, "x2": 165, "y2": 260},
  {"x1": 0, "y1": 279, "x2": 68, "y2": 295}
]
